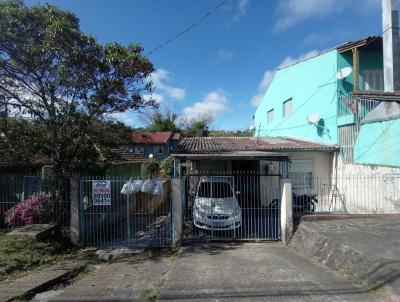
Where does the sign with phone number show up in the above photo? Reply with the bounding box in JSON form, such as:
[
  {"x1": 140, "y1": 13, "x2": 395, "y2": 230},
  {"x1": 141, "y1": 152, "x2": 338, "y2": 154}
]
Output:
[{"x1": 92, "y1": 180, "x2": 111, "y2": 205}]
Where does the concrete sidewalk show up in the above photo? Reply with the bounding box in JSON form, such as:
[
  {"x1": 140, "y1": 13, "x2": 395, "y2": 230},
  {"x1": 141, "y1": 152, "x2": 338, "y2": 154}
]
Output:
[
  {"x1": 48, "y1": 250, "x2": 175, "y2": 302},
  {"x1": 290, "y1": 216, "x2": 400, "y2": 302},
  {"x1": 159, "y1": 243, "x2": 381, "y2": 302}
]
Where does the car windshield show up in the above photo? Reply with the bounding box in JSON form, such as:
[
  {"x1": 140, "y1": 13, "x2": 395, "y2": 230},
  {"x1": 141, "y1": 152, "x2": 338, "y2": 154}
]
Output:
[{"x1": 197, "y1": 182, "x2": 233, "y2": 198}]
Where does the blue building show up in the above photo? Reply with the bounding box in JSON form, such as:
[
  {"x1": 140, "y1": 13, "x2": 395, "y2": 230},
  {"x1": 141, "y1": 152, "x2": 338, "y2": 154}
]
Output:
[{"x1": 254, "y1": 36, "x2": 400, "y2": 167}]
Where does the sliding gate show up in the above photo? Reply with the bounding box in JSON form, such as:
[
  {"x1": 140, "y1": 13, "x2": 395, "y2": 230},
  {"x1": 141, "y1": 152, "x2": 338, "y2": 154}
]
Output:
[{"x1": 183, "y1": 172, "x2": 281, "y2": 241}]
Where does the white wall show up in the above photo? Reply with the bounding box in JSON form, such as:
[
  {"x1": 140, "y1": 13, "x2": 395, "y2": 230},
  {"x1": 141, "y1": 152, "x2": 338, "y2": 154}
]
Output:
[
  {"x1": 332, "y1": 156, "x2": 400, "y2": 213},
  {"x1": 288, "y1": 151, "x2": 334, "y2": 212}
]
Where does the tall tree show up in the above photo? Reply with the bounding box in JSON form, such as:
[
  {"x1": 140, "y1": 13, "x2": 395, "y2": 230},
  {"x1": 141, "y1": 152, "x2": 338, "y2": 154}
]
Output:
[
  {"x1": 184, "y1": 119, "x2": 210, "y2": 137},
  {"x1": 141, "y1": 109, "x2": 182, "y2": 133},
  {"x1": 0, "y1": 0, "x2": 156, "y2": 174}
]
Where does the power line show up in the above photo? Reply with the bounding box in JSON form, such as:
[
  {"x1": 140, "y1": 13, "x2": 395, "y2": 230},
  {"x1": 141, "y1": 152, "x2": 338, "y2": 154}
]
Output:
[{"x1": 145, "y1": 0, "x2": 230, "y2": 57}]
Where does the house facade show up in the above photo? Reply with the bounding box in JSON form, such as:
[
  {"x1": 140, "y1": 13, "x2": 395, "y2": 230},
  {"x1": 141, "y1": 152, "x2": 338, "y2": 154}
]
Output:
[
  {"x1": 254, "y1": 36, "x2": 400, "y2": 168},
  {"x1": 129, "y1": 131, "x2": 181, "y2": 162}
]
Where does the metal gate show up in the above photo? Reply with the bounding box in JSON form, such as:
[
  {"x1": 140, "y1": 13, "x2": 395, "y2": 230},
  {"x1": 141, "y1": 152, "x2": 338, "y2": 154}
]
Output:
[
  {"x1": 183, "y1": 171, "x2": 281, "y2": 241},
  {"x1": 79, "y1": 177, "x2": 172, "y2": 248}
]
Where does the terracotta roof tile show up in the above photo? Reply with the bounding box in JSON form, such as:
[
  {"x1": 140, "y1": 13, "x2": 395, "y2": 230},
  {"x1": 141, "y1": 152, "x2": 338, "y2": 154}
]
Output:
[
  {"x1": 132, "y1": 131, "x2": 180, "y2": 143},
  {"x1": 172, "y1": 136, "x2": 338, "y2": 154},
  {"x1": 109, "y1": 148, "x2": 147, "y2": 163}
]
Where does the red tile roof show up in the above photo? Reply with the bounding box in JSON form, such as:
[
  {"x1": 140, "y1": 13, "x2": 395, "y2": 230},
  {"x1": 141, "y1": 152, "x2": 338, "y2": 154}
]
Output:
[
  {"x1": 109, "y1": 148, "x2": 147, "y2": 163},
  {"x1": 132, "y1": 131, "x2": 180, "y2": 143},
  {"x1": 172, "y1": 136, "x2": 338, "y2": 154}
]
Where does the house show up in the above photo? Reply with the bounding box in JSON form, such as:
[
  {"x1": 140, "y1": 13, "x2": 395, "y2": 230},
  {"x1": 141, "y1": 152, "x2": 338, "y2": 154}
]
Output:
[
  {"x1": 172, "y1": 136, "x2": 338, "y2": 207},
  {"x1": 128, "y1": 131, "x2": 181, "y2": 162},
  {"x1": 254, "y1": 35, "x2": 400, "y2": 169}
]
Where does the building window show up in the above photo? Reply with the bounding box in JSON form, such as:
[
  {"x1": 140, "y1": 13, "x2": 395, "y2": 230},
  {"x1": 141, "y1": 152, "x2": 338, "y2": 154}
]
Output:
[
  {"x1": 363, "y1": 70, "x2": 383, "y2": 91},
  {"x1": 338, "y1": 124, "x2": 359, "y2": 163},
  {"x1": 289, "y1": 159, "x2": 314, "y2": 194},
  {"x1": 283, "y1": 98, "x2": 293, "y2": 118},
  {"x1": 134, "y1": 146, "x2": 144, "y2": 155},
  {"x1": 154, "y1": 145, "x2": 165, "y2": 154},
  {"x1": 267, "y1": 109, "x2": 274, "y2": 124}
]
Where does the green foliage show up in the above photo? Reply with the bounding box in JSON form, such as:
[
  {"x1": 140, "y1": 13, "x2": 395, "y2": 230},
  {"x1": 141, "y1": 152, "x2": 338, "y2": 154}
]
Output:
[
  {"x1": 0, "y1": 0, "x2": 156, "y2": 174},
  {"x1": 160, "y1": 156, "x2": 174, "y2": 178},
  {"x1": 144, "y1": 110, "x2": 181, "y2": 133},
  {"x1": 209, "y1": 130, "x2": 252, "y2": 137},
  {"x1": 185, "y1": 119, "x2": 210, "y2": 137},
  {"x1": 141, "y1": 159, "x2": 160, "y2": 179}
]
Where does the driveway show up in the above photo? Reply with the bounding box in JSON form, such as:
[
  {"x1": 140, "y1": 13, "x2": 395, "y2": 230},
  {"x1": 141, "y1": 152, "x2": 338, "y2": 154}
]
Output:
[{"x1": 159, "y1": 242, "x2": 382, "y2": 302}]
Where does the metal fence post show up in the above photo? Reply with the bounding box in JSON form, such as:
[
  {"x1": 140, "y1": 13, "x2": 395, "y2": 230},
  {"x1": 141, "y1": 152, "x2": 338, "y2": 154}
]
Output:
[
  {"x1": 70, "y1": 175, "x2": 80, "y2": 245},
  {"x1": 280, "y1": 178, "x2": 293, "y2": 245},
  {"x1": 172, "y1": 178, "x2": 183, "y2": 249}
]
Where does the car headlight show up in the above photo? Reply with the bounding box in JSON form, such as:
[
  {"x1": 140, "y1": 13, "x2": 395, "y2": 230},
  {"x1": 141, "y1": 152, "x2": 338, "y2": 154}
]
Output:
[
  {"x1": 232, "y1": 207, "x2": 240, "y2": 217},
  {"x1": 194, "y1": 205, "x2": 206, "y2": 217}
]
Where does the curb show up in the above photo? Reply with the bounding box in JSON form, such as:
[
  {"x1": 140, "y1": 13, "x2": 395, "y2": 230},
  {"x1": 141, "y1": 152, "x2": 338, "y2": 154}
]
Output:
[
  {"x1": 4, "y1": 262, "x2": 87, "y2": 302},
  {"x1": 289, "y1": 221, "x2": 400, "y2": 302}
]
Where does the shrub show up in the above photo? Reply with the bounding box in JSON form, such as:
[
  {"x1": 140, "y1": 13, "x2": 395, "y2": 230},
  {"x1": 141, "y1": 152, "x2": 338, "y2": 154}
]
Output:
[
  {"x1": 141, "y1": 159, "x2": 160, "y2": 179},
  {"x1": 6, "y1": 195, "x2": 53, "y2": 228},
  {"x1": 160, "y1": 156, "x2": 174, "y2": 178}
]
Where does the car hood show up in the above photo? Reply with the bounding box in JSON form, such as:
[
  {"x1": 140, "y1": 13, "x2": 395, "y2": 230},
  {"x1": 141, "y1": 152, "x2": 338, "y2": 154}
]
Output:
[{"x1": 194, "y1": 197, "x2": 239, "y2": 215}]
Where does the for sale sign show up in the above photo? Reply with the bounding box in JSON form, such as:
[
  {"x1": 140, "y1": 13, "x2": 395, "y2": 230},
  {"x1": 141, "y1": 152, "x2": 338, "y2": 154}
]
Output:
[{"x1": 92, "y1": 180, "x2": 111, "y2": 206}]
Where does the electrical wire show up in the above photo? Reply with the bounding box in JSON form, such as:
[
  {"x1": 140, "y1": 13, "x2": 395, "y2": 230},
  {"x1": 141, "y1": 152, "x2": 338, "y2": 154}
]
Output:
[
  {"x1": 256, "y1": 24, "x2": 395, "y2": 137},
  {"x1": 145, "y1": 0, "x2": 230, "y2": 57}
]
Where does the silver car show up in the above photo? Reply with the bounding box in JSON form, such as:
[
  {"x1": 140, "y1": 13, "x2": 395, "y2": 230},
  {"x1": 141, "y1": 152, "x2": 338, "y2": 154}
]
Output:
[{"x1": 193, "y1": 176, "x2": 242, "y2": 231}]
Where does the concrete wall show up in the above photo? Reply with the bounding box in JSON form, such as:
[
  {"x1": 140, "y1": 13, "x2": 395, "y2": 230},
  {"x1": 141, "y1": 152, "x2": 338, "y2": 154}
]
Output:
[
  {"x1": 333, "y1": 156, "x2": 400, "y2": 213},
  {"x1": 254, "y1": 50, "x2": 338, "y2": 144},
  {"x1": 354, "y1": 119, "x2": 400, "y2": 167},
  {"x1": 288, "y1": 151, "x2": 334, "y2": 212}
]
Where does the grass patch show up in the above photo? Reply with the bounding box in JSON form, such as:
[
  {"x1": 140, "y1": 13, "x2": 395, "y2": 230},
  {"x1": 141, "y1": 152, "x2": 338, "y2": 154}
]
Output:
[
  {"x1": 0, "y1": 230, "x2": 74, "y2": 281},
  {"x1": 139, "y1": 289, "x2": 158, "y2": 302}
]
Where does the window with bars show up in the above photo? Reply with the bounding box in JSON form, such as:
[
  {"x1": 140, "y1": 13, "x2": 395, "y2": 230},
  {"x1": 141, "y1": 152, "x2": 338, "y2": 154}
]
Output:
[{"x1": 338, "y1": 124, "x2": 359, "y2": 163}]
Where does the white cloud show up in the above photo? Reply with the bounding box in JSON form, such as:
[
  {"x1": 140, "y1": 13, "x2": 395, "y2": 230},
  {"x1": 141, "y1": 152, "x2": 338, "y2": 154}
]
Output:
[
  {"x1": 216, "y1": 49, "x2": 234, "y2": 63},
  {"x1": 150, "y1": 68, "x2": 186, "y2": 101},
  {"x1": 275, "y1": 0, "x2": 379, "y2": 31},
  {"x1": 109, "y1": 112, "x2": 135, "y2": 126},
  {"x1": 250, "y1": 50, "x2": 319, "y2": 108},
  {"x1": 229, "y1": 0, "x2": 249, "y2": 23},
  {"x1": 183, "y1": 90, "x2": 231, "y2": 122},
  {"x1": 143, "y1": 92, "x2": 164, "y2": 104}
]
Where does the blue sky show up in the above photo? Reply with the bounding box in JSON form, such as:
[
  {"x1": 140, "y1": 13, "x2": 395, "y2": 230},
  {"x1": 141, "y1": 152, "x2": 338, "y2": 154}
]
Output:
[{"x1": 26, "y1": 0, "x2": 382, "y2": 130}]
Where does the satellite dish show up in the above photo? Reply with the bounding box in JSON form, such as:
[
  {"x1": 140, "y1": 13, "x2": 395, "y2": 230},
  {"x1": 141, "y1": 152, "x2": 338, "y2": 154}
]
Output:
[
  {"x1": 307, "y1": 113, "x2": 320, "y2": 124},
  {"x1": 249, "y1": 125, "x2": 255, "y2": 131},
  {"x1": 336, "y1": 67, "x2": 352, "y2": 80}
]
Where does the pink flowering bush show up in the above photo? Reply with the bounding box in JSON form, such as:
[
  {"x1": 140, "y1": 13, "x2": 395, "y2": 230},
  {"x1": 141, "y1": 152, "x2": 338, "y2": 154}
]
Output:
[{"x1": 6, "y1": 195, "x2": 53, "y2": 228}]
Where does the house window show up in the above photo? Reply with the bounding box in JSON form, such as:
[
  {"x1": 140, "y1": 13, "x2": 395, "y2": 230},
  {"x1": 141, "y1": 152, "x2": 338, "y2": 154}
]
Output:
[
  {"x1": 363, "y1": 70, "x2": 383, "y2": 91},
  {"x1": 154, "y1": 145, "x2": 165, "y2": 154},
  {"x1": 134, "y1": 146, "x2": 144, "y2": 155},
  {"x1": 283, "y1": 98, "x2": 293, "y2": 118},
  {"x1": 289, "y1": 159, "x2": 314, "y2": 194},
  {"x1": 267, "y1": 109, "x2": 274, "y2": 124}
]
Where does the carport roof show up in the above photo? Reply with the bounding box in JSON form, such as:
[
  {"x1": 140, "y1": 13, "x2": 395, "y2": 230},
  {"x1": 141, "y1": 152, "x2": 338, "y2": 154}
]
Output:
[{"x1": 171, "y1": 136, "x2": 338, "y2": 155}]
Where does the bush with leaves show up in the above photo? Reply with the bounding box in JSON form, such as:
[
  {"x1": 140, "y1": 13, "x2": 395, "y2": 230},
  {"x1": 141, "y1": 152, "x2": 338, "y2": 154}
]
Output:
[
  {"x1": 160, "y1": 156, "x2": 174, "y2": 178},
  {"x1": 141, "y1": 159, "x2": 160, "y2": 179},
  {"x1": 6, "y1": 195, "x2": 54, "y2": 228}
]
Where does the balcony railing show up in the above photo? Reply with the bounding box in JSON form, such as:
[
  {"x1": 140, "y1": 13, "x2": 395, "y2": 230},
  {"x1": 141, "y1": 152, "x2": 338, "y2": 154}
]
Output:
[
  {"x1": 337, "y1": 93, "x2": 380, "y2": 164},
  {"x1": 337, "y1": 93, "x2": 380, "y2": 124}
]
